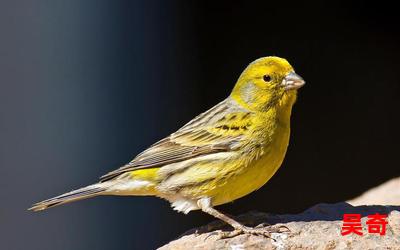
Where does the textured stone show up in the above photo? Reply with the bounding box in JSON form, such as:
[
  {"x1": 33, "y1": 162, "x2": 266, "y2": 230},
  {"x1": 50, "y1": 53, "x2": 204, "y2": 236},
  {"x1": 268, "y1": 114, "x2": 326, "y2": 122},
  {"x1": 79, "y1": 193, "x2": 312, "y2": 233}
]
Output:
[
  {"x1": 159, "y1": 178, "x2": 400, "y2": 250},
  {"x1": 160, "y1": 203, "x2": 400, "y2": 250},
  {"x1": 348, "y1": 177, "x2": 400, "y2": 206}
]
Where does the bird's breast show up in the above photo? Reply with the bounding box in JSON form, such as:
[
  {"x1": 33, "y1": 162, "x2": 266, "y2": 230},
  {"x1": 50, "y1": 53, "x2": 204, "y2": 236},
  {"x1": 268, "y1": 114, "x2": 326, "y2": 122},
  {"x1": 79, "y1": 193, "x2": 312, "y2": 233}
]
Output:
[{"x1": 209, "y1": 122, "x2": 291, "y2": 206}]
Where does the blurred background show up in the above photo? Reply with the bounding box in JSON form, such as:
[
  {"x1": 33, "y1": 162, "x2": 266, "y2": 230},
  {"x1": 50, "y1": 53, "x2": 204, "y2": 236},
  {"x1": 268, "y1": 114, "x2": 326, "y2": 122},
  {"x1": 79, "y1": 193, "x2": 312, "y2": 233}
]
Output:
[{"x1": 1, "y1": 0, "x2": 399, "y2": 249}]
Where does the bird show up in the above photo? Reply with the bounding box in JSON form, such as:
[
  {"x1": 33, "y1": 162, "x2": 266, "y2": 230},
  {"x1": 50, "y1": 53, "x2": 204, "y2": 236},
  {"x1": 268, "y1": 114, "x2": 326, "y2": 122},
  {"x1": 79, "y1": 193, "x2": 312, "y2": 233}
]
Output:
[{"x1": 30, "y1": 56, "x2": 305, "y2": 238}]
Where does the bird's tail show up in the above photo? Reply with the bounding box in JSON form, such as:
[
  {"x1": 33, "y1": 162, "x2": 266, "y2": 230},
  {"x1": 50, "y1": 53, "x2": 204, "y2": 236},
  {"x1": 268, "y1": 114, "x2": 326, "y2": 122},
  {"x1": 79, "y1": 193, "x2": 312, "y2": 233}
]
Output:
[{"x1": 29, "y1": 182, "x2": 112, "y2": 212}]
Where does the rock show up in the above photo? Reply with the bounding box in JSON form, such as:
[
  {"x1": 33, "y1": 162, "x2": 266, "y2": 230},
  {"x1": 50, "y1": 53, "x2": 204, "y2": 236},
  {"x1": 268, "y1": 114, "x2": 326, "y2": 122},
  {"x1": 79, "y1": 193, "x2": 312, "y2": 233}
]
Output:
[
  {"x1": 159, "y1": 178, "x2": 400, "y2": 250},
  {"x1": 160, "y1": 203, "x2": 400, "y2": 250},
  {"x1": 348, "y1": 177, "x2": 400, "y2": 206}
]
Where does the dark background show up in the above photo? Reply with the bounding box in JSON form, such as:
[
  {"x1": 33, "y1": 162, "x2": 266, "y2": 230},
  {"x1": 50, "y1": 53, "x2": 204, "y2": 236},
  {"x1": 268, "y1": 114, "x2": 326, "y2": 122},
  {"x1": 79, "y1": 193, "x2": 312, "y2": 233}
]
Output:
[{"x1": 1, "y1": 1, "x2": 399, "y2": 249}]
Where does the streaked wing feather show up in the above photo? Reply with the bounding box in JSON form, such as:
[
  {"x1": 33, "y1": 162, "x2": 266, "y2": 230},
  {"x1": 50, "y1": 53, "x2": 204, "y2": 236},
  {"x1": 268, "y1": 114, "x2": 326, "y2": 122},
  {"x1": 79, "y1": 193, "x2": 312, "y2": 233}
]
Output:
[{"x1": 100, "y1": 98, "x2": 250, "y2": 182}]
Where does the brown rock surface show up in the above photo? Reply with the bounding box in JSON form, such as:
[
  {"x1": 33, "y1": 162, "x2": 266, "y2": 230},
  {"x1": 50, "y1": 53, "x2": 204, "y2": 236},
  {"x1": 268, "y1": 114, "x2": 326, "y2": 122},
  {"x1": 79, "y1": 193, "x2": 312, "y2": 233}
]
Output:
[
  {"x1": 159, "y1": 178, "x2": 400, "y2": 250},
  {"x1": 348, "y1": 177, "x2": 400, "y2": 206}
]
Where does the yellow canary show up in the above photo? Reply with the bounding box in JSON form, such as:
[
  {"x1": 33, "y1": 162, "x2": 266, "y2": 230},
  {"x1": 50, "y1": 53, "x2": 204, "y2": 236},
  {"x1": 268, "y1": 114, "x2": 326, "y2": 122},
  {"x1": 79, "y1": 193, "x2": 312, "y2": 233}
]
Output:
[{"x1": 30, "y1": 56, "x2": 305, "y2": 238}]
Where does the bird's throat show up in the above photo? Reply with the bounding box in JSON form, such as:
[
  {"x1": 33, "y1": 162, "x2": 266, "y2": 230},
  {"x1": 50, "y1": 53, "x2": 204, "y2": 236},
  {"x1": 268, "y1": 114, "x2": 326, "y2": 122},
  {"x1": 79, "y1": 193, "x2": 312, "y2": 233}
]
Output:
[{"x1": 276, "y1": 91, "x2": 297, "y2": 125}]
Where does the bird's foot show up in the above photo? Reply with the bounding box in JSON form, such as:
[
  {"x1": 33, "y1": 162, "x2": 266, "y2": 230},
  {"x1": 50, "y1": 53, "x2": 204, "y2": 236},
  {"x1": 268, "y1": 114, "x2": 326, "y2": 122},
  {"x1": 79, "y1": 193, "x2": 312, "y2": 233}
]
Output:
[{"x1": 213, "y1": 224, "x2": 290, "y2": 240}]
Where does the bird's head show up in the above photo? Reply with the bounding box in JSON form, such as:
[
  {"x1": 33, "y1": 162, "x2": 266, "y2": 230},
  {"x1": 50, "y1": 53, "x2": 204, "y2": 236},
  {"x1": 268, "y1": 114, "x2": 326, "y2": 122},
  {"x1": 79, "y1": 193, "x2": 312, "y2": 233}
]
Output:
[{"x1": 231, "y1": 56, "x2": 305, "y2": 112}]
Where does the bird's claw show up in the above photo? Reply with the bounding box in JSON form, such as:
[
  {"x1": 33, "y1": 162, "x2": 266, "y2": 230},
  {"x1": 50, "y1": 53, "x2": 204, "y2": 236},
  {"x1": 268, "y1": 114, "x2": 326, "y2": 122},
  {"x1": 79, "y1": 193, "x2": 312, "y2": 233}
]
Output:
[
  {"x1": 276, "y1": 225, "x2": 291, "y2": 233},
  {"x1": 213, "y1": 225, "x2": 290, "y2": 240},
  {"x1": 255, "y1": 222, "x2": 270, "y2": 228}
]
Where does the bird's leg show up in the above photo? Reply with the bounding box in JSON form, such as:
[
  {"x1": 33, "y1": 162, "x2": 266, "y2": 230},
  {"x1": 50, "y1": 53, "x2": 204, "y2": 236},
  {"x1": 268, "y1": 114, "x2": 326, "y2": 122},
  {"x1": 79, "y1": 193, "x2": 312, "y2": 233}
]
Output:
[{"x1": 197, "y1": 198, "x2": 288, "y2": 239}]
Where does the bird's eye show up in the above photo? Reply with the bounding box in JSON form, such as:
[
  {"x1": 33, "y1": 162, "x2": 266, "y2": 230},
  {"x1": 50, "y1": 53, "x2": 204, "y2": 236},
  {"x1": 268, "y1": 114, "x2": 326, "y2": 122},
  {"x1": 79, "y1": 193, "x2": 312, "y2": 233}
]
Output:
[{"x1": 263, "y1": 75, "x2": 272, "y2": 82}]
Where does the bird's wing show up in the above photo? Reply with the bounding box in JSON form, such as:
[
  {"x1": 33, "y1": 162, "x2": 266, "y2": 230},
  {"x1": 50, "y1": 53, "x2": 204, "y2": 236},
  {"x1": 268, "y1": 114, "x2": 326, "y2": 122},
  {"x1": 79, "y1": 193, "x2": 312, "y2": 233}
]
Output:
[{"x1": 100, "y1": 98, "x2": 253, "y2": 182}]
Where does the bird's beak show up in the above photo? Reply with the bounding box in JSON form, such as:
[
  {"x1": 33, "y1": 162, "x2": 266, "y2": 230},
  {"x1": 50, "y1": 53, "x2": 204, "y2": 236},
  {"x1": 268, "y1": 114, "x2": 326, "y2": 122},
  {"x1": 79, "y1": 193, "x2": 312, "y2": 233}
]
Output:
[{"x1": 282, "y1": 72, "x2": 305, "y2": 90}]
